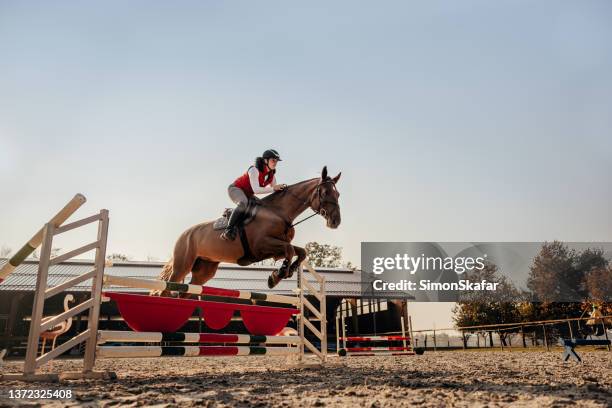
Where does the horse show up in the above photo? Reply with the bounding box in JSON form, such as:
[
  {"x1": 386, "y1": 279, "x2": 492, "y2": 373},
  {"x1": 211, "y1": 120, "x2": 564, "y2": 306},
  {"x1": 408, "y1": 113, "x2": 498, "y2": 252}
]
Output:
[{"x1": 155, "y1": 166, "x2": 341, "y2": 296}]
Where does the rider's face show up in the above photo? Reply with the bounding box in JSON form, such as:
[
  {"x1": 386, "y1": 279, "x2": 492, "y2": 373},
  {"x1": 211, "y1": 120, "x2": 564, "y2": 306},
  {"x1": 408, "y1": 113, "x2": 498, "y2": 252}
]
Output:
[{"x1": 266, "y1": 158, "x2": 278, "y2": 169}]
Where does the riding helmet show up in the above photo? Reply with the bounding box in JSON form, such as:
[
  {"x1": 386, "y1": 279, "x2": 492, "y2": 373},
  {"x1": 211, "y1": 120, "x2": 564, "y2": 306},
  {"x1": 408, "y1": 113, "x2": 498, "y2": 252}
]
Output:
[{"x1": 262, "y1": 149, "x2": 282, "y2": 161}]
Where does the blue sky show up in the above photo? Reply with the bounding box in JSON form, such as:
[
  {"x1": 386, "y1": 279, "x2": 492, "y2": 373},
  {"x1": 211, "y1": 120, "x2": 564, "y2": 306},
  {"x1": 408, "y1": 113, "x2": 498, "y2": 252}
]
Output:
[{"x1": 1, "y1": 1, "x2": 611, "y2": 328}]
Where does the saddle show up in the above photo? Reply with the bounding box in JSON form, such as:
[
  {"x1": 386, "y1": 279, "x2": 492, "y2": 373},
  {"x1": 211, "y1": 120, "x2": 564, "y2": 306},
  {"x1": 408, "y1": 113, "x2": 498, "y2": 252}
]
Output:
[
  {"x1": 213, "y1": 198, "x2": 261, "y2": 266},
  {"x1": 212, "y1": 197, "x2": 261, "y2": 231}
]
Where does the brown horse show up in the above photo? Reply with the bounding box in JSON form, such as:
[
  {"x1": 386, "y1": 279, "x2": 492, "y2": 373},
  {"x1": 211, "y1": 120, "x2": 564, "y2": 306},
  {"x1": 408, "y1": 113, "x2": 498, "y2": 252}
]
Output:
[{"x1": 156, "y1": 166, "x2": 341, "y2": 295}]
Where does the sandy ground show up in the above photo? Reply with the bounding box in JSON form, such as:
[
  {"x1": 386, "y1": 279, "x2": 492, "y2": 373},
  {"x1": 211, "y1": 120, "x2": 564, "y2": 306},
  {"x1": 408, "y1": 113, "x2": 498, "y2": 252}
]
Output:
[{"x1": 1, "y1": 350, "x2": 610, "y2": 407}]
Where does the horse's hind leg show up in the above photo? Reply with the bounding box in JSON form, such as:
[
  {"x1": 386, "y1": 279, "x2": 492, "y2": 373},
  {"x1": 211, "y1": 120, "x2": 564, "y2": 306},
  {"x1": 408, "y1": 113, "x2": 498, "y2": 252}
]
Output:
[
  {"x1": 190, "y1": 258, "x2": 219, "y2": 288},
  {"x1": 156, "y1": 247, "x2": 196, "y2": 297},
  {"x1": 176, "y1": 257, "x2": 220, "y2": 299}
]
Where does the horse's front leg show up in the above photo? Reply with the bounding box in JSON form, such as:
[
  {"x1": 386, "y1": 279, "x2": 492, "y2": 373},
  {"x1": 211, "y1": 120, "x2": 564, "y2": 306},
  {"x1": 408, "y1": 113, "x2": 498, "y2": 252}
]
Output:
[
  {"x1": 287, "y1": 245, "x2": 307, "y2": 278},
  {"x1": 260, "y1": 237, "x2": 296, "y2": 288},
  {"x1": 277, "y1": 258, "x2": 291, "y2": 276}
]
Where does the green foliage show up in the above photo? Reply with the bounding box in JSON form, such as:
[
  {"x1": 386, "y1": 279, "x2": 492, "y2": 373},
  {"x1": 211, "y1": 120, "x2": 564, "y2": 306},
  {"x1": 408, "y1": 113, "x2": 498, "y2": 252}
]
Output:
[
  {"x1": 586, "y1": 266, "x2": 612, "y2": 302},
  {"x1": 107, "y1": 253, "x2": 130, "y2": 261},
  {"x1": 453, "y1": 241, "x2": 611, "y2": 329},
  {"x1": 527, "y1": 241, "x2": 608, "y2": 302},
  {"x1": 453, "y1": 262, "x2": 522, "y2": 328},
  {"x1": 527, "y1": 242, "x2": 577, "y2": 302},
  {"x1": 305, "y1": 242, "x2": 343, "y2": 268}
]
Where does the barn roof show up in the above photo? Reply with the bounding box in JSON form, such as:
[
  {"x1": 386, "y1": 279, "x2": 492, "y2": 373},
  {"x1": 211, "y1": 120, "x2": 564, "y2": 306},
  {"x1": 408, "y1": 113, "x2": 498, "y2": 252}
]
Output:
[{"x1": 0, "y1": 258, "x2": 364, "y2": 297}]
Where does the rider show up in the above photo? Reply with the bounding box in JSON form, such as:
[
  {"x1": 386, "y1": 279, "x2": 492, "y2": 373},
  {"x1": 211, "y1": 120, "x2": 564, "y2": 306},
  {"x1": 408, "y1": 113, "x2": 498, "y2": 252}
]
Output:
[{"x1": 220, "y1": 149, "x2": 287, "y2": 241}]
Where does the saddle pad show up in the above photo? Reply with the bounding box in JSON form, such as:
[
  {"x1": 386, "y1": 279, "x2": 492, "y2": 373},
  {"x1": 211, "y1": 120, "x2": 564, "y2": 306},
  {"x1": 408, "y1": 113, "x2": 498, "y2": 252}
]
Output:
[
  {"x1": 212, "y1": 205, "x2": 259, "y2": 230},
  {"x1": 213, "y1": 216, "x2": 229, "y2": 230}
]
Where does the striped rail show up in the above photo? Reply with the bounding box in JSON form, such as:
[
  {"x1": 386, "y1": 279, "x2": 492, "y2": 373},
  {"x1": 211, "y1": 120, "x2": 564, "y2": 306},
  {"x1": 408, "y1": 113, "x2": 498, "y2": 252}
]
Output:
[
  {"x1": 341, "y1": 346, "x2": 413, "y2": 352},
  {"x1": 338, "y1": 346, "x2": 413, "y2": 357},
  {"x1": 97, "y1": 345, "x2": 299, "y2": 358},
  {"x1": 340, "y1": 351, "x2": 416, "y2": 357},
  {"x1": 339, "y1": 336, "x2": 411, "y2": 342},
  {"x1": 103, "y1": 275, "x2": 299, "y2": 306},
  {"x1": 98, "y1": 331, "x2": 300, "y2": 345}
]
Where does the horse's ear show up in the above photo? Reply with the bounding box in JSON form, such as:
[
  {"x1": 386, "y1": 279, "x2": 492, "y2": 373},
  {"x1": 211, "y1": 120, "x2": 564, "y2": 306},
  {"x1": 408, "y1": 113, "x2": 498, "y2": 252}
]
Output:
[
  {"x1": 332, "y1": 172, "x2": 341, "y2": 184},
  {"x1": 321, "y1": 166, "x2": 328, "y2": 180}
]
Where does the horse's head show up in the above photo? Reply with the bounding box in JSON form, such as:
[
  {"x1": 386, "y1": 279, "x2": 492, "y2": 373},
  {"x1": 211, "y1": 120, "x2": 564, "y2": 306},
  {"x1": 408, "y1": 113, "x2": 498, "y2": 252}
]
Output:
[{"x1": 312, "y1": 166, "x2": 341, "y2": 229}]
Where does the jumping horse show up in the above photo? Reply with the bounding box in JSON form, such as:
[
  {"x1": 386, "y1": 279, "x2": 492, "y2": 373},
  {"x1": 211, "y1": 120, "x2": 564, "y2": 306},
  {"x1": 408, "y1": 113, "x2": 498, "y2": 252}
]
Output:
[{"x1": 156, "y1": 166, "x2": 341, "y2": 295}]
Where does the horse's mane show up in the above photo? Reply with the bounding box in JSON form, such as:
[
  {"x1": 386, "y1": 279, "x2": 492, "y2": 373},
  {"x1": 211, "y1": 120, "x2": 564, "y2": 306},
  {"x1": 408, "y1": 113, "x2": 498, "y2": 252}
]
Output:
[{"x1": 260, "y1": 177, "x2": 320, "y2": 205}]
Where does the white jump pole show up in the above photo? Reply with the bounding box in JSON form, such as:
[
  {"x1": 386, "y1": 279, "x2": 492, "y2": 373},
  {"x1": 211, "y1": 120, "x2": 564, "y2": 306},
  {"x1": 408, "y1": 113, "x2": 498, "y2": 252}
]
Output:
[
  {"x1": 104, "y1": 275, "x2": 299, "y2": 306},
  {"x1": 98, "y1": 331, "x2": 301, "y2": 345},
  {"x1": 97, "y1": 346, "x2": 300, "y2": 359}
]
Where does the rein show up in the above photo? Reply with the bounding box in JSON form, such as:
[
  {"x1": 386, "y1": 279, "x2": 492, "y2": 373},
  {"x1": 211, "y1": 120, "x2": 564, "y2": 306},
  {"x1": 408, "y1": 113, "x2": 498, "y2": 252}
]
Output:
[{"x1": 290, "y1": 212, "x2": 319, "y2": 228}]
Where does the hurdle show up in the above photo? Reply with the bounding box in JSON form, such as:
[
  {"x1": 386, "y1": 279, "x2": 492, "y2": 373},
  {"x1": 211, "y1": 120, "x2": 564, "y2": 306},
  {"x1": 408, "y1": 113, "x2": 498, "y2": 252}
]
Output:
[
  {"x1": 559, "y1": 338, "x2": 612, "y2": 362},
  {"x1": 336, "y1": 301, "x2": 416, "y2": 357},
  {"x1": 101, "y1": 291, "x2": 300, "y2": 334},
  {"x1": 1, "y1": 194, "x2": 327, "y2": 382}
]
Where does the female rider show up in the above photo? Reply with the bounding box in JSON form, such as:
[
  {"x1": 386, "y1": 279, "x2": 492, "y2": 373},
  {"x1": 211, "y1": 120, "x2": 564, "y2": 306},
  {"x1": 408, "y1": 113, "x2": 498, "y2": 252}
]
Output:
[{"x1": 220, "y1": 149, "x2": 287, "y2": 241}]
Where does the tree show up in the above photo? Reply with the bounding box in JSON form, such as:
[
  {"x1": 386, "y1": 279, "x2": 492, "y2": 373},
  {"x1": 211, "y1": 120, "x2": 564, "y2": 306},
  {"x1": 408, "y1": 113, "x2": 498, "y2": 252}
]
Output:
[
  {"x1": 453, "y1": 262, "x2": 523, "y2": 346},
  {"x1": 585, "y1": 265, "x2": 612, "y2": 303},
  {"x1": 304, "y1": 242, "x2": 342, "y2": 267},
  {"x1": 254, "y1": 258, "x2": 277, "y2": 267},
  {"x1": 526, "y1": 241, "x2": 608, "y2": 303},
  {"x1": 107, "y1": 253, "x2": 130, "y2": 262}
]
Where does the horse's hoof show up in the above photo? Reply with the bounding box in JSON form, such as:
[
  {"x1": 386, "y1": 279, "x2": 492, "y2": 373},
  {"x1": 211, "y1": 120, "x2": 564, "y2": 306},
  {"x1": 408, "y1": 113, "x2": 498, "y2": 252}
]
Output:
[{"x1": 268, "y1": 275, "x2": 277, "y2": 289}]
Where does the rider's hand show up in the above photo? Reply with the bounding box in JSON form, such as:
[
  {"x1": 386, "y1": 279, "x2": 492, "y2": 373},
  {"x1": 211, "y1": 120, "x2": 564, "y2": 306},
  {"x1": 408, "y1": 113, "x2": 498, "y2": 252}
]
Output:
[{"x1": 274, "y1": 184, "x2": 287, "y2": 191}]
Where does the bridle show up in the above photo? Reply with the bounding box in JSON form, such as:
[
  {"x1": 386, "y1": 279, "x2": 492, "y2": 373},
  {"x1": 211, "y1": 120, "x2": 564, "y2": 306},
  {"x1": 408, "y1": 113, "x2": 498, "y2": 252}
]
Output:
[{"x1": 285, "y1": 179, "x2": 339, "y2": 228}]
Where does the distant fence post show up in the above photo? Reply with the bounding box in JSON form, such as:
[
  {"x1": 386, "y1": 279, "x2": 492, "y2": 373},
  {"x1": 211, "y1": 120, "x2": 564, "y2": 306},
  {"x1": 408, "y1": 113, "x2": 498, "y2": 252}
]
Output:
[
  {"x1": 603, "y1": 321, "x2": 611, "y2": 352},
  {"x1": 433, "y1": 329, "x2": 437, "y2": 352}
]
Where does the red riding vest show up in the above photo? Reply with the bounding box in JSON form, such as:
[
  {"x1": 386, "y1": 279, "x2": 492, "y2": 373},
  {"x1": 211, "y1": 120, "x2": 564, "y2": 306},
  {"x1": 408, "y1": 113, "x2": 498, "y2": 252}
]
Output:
[{"x1": 233, "y1": 166, "x2": 275, "y2": 197}]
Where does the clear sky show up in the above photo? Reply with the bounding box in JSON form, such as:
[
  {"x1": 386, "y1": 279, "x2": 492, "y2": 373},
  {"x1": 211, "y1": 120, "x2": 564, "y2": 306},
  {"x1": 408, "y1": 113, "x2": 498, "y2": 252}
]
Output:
[{"x1": 1, "y1": 1, "x2": 611, "y2": 330}]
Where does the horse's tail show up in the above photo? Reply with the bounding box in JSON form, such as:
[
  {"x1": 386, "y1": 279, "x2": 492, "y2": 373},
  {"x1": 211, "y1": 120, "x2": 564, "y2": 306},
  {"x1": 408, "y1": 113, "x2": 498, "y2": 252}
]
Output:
[{"x1": 150, "y1": 258, "x2": 174, "y2": 296}]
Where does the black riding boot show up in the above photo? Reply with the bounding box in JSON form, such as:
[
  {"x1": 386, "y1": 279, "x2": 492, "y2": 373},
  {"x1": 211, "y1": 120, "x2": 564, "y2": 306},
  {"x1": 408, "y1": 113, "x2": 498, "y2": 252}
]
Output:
[{"x1": 221, "y1": 205, "x2": 246, "y2": 241}]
